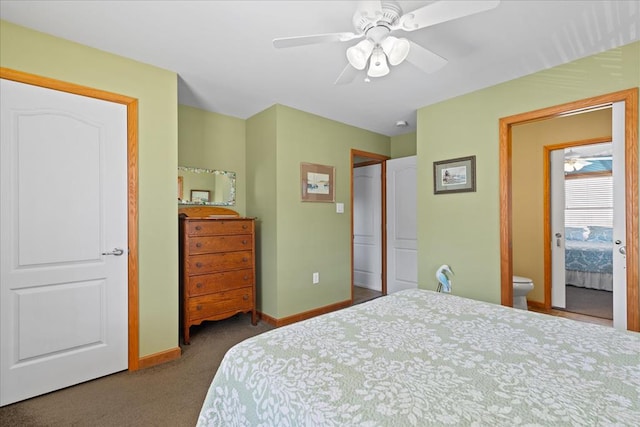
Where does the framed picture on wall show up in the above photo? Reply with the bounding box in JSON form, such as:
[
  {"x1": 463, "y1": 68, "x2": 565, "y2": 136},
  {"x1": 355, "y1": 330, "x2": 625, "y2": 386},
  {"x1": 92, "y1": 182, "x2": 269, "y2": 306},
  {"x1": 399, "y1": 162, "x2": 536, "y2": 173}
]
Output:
[
  {"x1": 433, "y1": 155, "x2": 476, "y2": 194},
  {"x1": 300, "y1": 162, "x2": 335, "y2": 202},
  {"x1": 191, "y1": 189, "x2": 210, "y2": 203}
]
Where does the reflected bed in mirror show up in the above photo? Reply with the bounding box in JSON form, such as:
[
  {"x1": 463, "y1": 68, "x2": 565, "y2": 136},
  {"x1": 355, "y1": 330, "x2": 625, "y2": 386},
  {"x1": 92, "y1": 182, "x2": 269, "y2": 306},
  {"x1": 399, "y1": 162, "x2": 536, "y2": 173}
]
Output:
[{"x1": 178, "y1": 166, "x2": 236, "y2": 206}]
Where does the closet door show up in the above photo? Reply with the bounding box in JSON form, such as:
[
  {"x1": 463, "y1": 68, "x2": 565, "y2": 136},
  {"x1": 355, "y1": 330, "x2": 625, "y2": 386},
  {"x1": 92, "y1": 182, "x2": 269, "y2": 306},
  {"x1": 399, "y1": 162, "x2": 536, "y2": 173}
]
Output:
[
  {"x1": 387, "y1": 156, "x2": 417, "y2": 294},
  {"x1": 0, "y1": 78, "x2": 128, "y2": 406}
]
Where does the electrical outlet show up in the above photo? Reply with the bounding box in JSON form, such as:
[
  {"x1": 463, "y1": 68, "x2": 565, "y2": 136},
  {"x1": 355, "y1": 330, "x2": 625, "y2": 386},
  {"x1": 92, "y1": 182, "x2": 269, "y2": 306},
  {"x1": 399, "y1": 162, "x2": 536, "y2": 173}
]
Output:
[{"x1": 312, "y1": 272, "x2": 319, "y2": 284}]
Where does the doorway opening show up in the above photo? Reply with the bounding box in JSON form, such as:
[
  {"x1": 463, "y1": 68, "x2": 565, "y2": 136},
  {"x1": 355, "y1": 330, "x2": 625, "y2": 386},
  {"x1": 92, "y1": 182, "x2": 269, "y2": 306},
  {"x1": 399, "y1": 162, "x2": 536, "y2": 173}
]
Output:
[
  {"x1": 351, "y1": 149, "x2": 389, "y2": 305},
  {"x1": 0, "y1": 68, "x2": 140, "y2": 406},
  {"x1": 548, "y1": 139, "x2": 614, "y2": 321},
  {"x1": 0, "y1": 68, "x2": 140, "y2": 368},
  {"x1": 499, "y1": 88, "x2": 639, "y2": 332}
]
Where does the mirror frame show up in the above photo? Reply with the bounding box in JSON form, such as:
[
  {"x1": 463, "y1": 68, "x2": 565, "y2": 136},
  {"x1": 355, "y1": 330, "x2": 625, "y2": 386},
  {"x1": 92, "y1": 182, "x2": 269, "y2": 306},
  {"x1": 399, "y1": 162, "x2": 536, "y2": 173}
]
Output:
[{"x1": 178, "y1": 166, "x2": 236, "y2": 206}]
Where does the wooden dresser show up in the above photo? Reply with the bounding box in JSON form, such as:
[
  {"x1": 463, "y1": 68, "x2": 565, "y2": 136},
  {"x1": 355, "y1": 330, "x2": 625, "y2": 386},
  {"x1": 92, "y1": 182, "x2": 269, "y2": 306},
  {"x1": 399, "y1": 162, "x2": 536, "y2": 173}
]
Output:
[{"x1": 179, "y1": 207, "x2": 257, "y2": 344}]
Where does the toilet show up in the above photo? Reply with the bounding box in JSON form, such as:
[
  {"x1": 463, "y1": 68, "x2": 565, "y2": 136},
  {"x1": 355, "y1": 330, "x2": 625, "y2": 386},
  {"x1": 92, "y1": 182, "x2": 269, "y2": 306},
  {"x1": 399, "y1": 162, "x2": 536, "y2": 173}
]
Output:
[{"x1": 513, "y1": 276, "x2": 534, "y2": 310}]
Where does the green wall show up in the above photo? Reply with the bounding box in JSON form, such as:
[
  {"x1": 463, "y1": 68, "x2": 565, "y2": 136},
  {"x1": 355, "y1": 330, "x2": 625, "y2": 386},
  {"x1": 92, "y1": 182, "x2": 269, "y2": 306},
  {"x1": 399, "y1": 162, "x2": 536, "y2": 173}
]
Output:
[
  {"x1": 5, "y1": 18, "x2": 636, "y2": 346},
  {"x1": 1, "y1": 21, "x2": 179, "y2": 357},
  {"x1": 417, "y1": 41, "x2": 640, "y2": 304},
  {"x1": 246, "y1": 106, "x2": 279, "y2": 316},
  {"x1": 390, "y1": 131, "x2": 417, "y2": 158},
  {"x1": 178, "y1": 105, "x2": 247, "y2": 215},
  {"x1": 248, "y1": 105, "x2": 390, "y2": 318}
]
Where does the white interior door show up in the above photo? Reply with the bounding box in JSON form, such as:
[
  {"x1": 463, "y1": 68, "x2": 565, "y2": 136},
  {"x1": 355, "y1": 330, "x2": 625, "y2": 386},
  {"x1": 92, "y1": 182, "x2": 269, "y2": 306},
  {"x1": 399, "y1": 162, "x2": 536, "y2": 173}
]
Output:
[
  {"x1": 353, "y1": 164, "x2": 382, "y2": 291},
  {"x1": 0, "y1": 79, "x2": 128, "y2": 406},
  {"x1": 611, "y1": 101, "x2": 627, "y2": 331},
  {"x1": 550, "y1": 149, "x2": 566, "y2": 308},
  {"x1": 386, "y1": 156, "x2": 417, "y2": 294}
]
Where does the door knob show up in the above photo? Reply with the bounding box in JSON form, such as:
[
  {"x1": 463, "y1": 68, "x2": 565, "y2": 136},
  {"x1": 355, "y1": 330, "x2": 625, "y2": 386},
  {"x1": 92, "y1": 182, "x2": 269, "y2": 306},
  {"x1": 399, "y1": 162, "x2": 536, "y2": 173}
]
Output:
[
  {"x1": 619, "y1": 246, "x2": 627, "y2": 255},
  {"x1": 102, "y1": 248, "x2": 124, "y2": 256}
]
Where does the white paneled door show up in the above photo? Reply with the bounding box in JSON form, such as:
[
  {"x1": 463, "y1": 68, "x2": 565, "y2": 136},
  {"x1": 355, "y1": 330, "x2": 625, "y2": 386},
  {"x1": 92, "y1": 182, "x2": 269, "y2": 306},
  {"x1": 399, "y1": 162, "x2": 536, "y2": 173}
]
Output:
[
  {"x1": 386, "y1": 156, "x2": 417, "y2": 294},
  {"x1": 611, "y1": 101, "x2": 628, "y2": 331},
  {"x1": 550, "y1": 149, "x2": 566, "y2": 309},
  {"x1": 0, "y1": 79, "x2": 128, "y2": 406}
]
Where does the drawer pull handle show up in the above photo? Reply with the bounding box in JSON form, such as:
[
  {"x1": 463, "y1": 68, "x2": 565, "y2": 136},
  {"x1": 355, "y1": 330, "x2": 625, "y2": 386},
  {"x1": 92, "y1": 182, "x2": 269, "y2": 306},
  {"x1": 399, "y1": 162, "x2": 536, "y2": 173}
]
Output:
[
  {"x1": 242, "y1": 224, "x2": 247, "y2": 229},
  {"x1": 195, "y1": 242, "x2": 202, "y2": 248},
  {"x1": 243, "y1": 275, "x2": 249, "y2": 280},
  {"x1": 196, "y1": 305, "x2": 202, "y2": 311},
  {"x1": 243, "y1": 295, "x2": 249, "y2": 301},
  {"x1": 196, "y1": 283, "x2": 203, "y2": 288},
  {"x1": 196, "y1": 262, "x2": 203, "y2": 268},
  {"x1": 242, "y1": 257, "x2": 248, "y2": 262},
  {"x1": 195, "y1": 225, "x2": 202, "y2": 231},
  {"x1": 242, "y1": 240, "x2": 247, "y2": 245}
]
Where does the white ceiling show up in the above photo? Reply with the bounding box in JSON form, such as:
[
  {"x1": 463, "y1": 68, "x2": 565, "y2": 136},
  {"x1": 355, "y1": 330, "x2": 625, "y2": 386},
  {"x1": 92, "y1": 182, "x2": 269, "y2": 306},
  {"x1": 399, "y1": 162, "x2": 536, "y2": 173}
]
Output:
[{"x1": 1, "y1": 1, "x2": 638, "y2": 136}]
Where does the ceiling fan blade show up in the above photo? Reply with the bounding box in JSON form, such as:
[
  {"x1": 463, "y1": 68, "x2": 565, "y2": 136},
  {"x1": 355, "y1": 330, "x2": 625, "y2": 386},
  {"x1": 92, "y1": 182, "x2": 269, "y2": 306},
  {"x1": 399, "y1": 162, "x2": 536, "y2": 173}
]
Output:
[
  {"x1": 405, "y1": 41, "x2": 448, "y2": 74},
  {"x1": 334, "y1": 64, "x2": 360, "y2": 85},
  {"x1": 399, "y1": 0, "x2": 500, "y2": 32},
  {"x1": 273, "y1": 32, "x2": 361, "y2": 49}
]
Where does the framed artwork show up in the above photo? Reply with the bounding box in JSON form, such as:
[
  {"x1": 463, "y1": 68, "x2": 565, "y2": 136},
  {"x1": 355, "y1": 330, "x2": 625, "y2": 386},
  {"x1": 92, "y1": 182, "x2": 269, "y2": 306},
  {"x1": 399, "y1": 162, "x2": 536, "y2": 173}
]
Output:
[
  {"x1": 433, "y1": 155, "x2": 476, "y2": 194},
  {"x1": 178, "y1": 176, "x2": 183, "y2": 200},
  {"x1": 300, "y1": 162, "x2": 335, "y2": 202},
  {"x1": 190, "y1": 189, "x2": 210, "y2": 203}
]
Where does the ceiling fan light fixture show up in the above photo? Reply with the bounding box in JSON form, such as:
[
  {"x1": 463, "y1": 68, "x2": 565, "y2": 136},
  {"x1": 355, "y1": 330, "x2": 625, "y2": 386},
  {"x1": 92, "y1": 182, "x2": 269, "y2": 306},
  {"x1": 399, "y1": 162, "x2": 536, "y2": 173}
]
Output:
[
  {"x1": 346, "y1": 39, "x2": 375, "y2": 70},
  {"x1": 564, "y1": 158, "x2": 592, "y2": 172},
  {"x1": 381, "y1": 36, "x2": 410, "y2": 66},
  {"x1": 367, "y1": 47, "x2": 390, "y2": 77}
]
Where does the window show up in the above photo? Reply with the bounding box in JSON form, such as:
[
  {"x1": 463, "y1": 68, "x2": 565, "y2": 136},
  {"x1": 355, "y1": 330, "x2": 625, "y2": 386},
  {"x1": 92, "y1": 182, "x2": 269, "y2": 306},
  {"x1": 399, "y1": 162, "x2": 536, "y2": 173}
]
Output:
[{"x1": 565, "y1": 175, "x2": 613, "y2": 227}]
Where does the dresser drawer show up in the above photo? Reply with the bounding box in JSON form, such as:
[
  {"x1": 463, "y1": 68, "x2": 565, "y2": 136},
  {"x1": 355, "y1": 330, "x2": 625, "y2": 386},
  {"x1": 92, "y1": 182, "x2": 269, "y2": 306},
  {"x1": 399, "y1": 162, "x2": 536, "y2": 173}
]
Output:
[
  {"x1": 187, "y1": 234, "x2": 252, "y2": 255},
  {"x1": 188, "y1": 287, "x2": 253, "y2": 320},
  {"x1": 187, "y1": 220, "x2": 253, "y2": 236},
  {"x1": 186, "y1": 251, "x2": 253, "y2": 274},
  {"x1": 188, "y1": 269, "x2": 254, "y2": 297}
]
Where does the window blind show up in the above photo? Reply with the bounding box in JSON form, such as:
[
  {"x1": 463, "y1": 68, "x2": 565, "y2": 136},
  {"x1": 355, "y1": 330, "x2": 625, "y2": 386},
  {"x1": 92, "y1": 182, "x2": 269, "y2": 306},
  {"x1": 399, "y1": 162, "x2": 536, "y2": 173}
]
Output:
[{"x1": 565, "y1": 175, "x2": 613, "y2": 227}]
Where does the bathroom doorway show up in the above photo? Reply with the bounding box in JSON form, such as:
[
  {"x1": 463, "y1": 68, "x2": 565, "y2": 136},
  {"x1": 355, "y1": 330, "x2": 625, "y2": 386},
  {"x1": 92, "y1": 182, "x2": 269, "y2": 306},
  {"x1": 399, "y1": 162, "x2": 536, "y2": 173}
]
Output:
[{"x1": 499, "y1": 88, "x2": 638, "y2": 332}]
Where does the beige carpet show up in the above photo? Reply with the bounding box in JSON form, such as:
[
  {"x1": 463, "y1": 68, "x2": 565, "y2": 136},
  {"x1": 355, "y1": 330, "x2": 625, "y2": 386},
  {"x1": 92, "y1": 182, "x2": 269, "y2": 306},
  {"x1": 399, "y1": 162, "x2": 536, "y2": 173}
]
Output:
[{"x1": 0, "y1": 314, "x2": 273, "y2": 426}]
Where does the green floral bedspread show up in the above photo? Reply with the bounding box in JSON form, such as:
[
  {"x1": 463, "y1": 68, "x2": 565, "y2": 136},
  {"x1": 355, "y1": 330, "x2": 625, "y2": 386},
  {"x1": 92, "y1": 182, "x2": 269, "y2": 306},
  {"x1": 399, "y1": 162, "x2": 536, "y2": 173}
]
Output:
[{"x1": 197, "y1": 289, "x2": 640, "y2": 426}]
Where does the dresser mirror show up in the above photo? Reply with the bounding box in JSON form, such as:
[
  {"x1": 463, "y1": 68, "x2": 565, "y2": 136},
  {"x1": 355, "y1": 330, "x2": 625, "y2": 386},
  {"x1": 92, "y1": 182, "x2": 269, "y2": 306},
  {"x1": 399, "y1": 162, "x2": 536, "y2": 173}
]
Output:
[{"x1": 178, "y1": 166, "x2": 236, "y2": 206}]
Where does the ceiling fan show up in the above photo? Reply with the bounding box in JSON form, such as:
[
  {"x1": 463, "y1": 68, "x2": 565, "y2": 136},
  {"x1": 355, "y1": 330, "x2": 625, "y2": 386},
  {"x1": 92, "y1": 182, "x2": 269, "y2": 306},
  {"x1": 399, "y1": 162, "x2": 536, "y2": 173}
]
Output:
[
  {"x1": 273, "y1": 0, "x2": 501, "y2": 84},
  {"x1": 564, "y1": 157, "x2": 593, "y2": 172},
  {"x1": 563, "y1": 149, "x2": 613, "y2": 172}
]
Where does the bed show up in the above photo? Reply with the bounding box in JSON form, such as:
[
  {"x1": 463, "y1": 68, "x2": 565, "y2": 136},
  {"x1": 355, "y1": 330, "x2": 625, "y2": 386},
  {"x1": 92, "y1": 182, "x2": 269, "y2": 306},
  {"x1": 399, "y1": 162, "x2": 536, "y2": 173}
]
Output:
[
  {"x1": 197, "y1": 289, "x2": 639, "y2": 426},
  {"x1": 565, "y1": 226, "x2": 613, "y2": 291}
]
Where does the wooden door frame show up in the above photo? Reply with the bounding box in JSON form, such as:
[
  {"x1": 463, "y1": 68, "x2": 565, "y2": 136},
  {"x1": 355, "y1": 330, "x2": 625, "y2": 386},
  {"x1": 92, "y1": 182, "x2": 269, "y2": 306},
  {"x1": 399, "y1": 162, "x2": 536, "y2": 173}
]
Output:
[
  {"x1": 1, "y1": 67, "x2": 140, "y2": 369},
  {"x1": 499, "y1": 88, "x2": 639, "y2": 331},
  {"x1": 350, "y1": 149, "x2": 390, "y2": 302}
]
